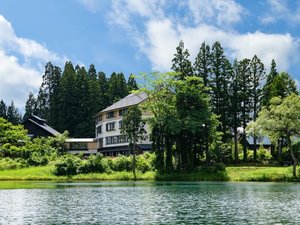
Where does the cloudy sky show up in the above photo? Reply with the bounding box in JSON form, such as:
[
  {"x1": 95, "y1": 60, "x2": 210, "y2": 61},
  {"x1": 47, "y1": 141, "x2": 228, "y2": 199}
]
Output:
[{"x1": 0, "y1": 0, "x2": 300, "y2": 110}]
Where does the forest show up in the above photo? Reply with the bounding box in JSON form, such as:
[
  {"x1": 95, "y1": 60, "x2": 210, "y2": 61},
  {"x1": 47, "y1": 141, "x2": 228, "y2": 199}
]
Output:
[
  {"x1": 0, "y1": 62, "x2": 138, "y2": 137},
  {"x1": 0, "y1": 40, "x2": 300, "y2": 177}
]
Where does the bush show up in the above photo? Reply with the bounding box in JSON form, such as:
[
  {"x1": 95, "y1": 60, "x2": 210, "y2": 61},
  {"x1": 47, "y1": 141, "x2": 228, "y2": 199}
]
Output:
[
  {"x1": 113, "y1": 155, "x2": 132, "y2": 172},
  {"x1": 0, "y1": 157, "x2": 27, "y2": 170},
  {"x1": 81, "y1": 154, "x2": 110, "y2": 173},
  {"x1": 136, "y1": 154, "x2": 152, "y2": 173},
  {"x1": 257, "y1": 147, "x2": 272, "y2": 161},
  {"x1": 54, "y1": 154, "x2": 82, "y2": 176}
]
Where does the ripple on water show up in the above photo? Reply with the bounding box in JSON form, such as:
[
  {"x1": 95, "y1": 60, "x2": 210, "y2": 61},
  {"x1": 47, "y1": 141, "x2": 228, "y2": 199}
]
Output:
[{"x1": 0, "y1": 182, "x2": 300, "y2": 224}]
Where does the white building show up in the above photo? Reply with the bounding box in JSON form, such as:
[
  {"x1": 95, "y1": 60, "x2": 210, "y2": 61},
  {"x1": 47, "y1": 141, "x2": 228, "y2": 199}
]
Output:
[{"x1": 94, "y1": 92, "x2": 152, "y2": 156}]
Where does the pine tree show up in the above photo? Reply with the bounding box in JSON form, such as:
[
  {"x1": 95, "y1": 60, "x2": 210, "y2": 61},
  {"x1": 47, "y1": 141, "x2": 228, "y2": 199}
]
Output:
[
  {"x1": 230, "y1": 59, "x2": 243, "y2": 162},
  {"x1": 7, "y1": 101, "x2": 21, "y2": 124},
  {"x1": 73, "y1": 66, "x2": 91, "y2": 137},
  {"x1": 171, "y1": 40, "x2": 193, "y2": 80},
  {"x1": 108, "y1": 72, "x2": 128, "y2": 104},
  {"x1": 249, "y1": 55, "x2": 265, "y2": 161},
  {"x1": 58, "y1": 61, "x2": 77, "y2": 135},
  {"x1": 262, "y1": 59, "x2": 278, "y2": 107},
  {"x1": 193, "y1": 42, "x2": 211, "y2": 163},
  {"x1": 0, "y1": 100, "x2": 7, "y2": 119},
  {"x1": 24, "y1": 92, "x2": 37, "y2": 119},
  {"x1": 88, "y1": 64, "x2": 102, "y2": 136},
  {"x1": 127, "y1": 74, "x2": 138, "y2": 92},
  {"x1": 98, "y1": 71, "x2": 109, "y2": 110},
  {"x1": 194, "y1": 42, "x2": 211, "y2": 87},
  {"x1": 237, "y1": 58, "x2": 252, "y2": 161},
  {"x1": 210, "y1": 41, "x2": 232, "y2": 161}
]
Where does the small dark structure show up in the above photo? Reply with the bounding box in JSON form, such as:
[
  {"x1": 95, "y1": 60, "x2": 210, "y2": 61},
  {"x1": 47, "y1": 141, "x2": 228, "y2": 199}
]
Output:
[
  {"x1": 246, "y1": 136, "x2": 272, "y2": 150},
  {"x1": 23, "y1": 115, "x2": 61, "y2": 138}
]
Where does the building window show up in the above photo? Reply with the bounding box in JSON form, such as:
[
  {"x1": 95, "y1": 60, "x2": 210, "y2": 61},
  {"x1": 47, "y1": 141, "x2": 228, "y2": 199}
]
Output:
[
  {"x1": 105, "y1": 135, "x2": 128, "y2": 145},
  {"x1": 106, "y1": 111, "x2": 115, "y2": 119},
  {"x1": 106, "y1": 122, "x2": 115, "y2": 131},
  {"x1": 95, "y1": 115, "x2": 102, "y2": 124},
  {"x1": 97, "y1": 125, "x2": 102, "y2": 135},
  {"x1": 119, "y1": 108, "x2": 128, "y2": 116},
  {"x1": 119, "y1": 120, "x2": 123, "y2": 129},
  {"x1": 70, "y1": 142, "x2": 88, "y2": 150}
]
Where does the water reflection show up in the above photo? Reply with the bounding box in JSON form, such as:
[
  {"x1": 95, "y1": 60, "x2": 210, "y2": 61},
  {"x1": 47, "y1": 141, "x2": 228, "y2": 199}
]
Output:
[{"x1": 0, "y1": 182, "x2": 300, "y2": 224}]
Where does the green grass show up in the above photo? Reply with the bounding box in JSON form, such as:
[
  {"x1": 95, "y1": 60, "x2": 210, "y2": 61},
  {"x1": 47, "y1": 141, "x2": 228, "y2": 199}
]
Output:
[
  {"x1": 0, "y1": 165, "x2": 298, "y2": 182},
  {"x1": 226, "y1": 166, "x2": 294, "y2": 182}
]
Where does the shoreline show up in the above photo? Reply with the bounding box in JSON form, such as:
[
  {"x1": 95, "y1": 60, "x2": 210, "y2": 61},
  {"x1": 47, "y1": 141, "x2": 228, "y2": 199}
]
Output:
[{"x1": 0, "y1": 165, "x2": 298, "y2": 183}]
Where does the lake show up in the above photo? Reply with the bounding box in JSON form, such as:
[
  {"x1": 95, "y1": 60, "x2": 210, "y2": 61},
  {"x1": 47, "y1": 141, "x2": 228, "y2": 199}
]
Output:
[{"x1": 0, "y1": 181, "x2": 300, "y2": 224}]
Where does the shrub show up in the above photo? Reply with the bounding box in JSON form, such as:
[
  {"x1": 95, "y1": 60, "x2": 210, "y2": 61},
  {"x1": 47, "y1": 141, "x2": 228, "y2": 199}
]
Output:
[
  {"x1": 0, "y1": 157, "x2": 27, "y2": 170},
  {"x1": 54, "y1": 154, "x2": 82, "y2": 176},
  {"x1": 257, "y1": 147, "x2": 272, "y2": 161},
  {"x1": 136, "y1": 154, "x2": 152, "y2": 173},
  {"x1": 81, "y1": 154, "x2": 110, "y2": 173},
  {"x1": 113, "y1": 155, "x2": 132, "y2": 172}
]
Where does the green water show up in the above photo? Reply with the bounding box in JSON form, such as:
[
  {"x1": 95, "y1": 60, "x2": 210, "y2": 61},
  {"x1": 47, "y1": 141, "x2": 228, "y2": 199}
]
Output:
[{"x1": 0, "y1": 181, "x2": 300, "y2": 224}]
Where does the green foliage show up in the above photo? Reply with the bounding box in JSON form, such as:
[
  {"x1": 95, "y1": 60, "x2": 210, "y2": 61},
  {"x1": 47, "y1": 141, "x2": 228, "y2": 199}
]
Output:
[
  {"x1": 257, "y1": 147, "x2": 272, "y2": 162},
  {"x1": 54, "y1": 154, "x2": 82, "y2": 176},
  {"x1": 112, "y1": 155, "x2": 132, "y2": 172},
  {"x1": 81, "y1": 154, "x2": 110, "y2": 173},
  {"x1": 0, "y1": 158, "x2": 27, "y2": 170},
  {"x1": 54, "y1": 152, "x2": 156, "y2": 176}
]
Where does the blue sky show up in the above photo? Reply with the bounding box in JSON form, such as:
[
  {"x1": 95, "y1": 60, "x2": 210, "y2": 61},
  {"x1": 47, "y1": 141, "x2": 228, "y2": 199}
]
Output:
[{"x1": 0, "y1": 0, "x2": 300, "y2": 109}]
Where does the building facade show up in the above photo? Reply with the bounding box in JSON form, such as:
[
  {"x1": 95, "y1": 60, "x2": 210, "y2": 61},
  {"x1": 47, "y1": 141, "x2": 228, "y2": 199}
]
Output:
[{"x1": 94, "y1": 92, "x2": 152, "y2": 156}]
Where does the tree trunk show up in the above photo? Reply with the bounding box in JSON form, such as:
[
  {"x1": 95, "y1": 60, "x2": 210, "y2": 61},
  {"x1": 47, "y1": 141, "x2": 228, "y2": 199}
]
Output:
[
  {"x1": 253, "y1": 135, "x2": 257, "y2": 162},
  {"x1": 234, "y1": 128, "x2": 238, "y2": 163},
  {"x1": 165, "y1": 136, "x2": 173, "y2": 172},
  {"x1": 205, "y1": 124, "x2": 210, "y2": 165},
  {"x1": 288, "y1": 134, "x2": 297, "y2": 178},
  {"x1": 132, "y1": 138, "x2": 137, "y2": 181},
  {"x1": 278, "y1": 138, "x2": 282, "y2": 164}
]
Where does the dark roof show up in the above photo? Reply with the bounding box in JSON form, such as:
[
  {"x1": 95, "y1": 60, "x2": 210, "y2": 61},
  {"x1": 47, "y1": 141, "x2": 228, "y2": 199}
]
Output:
[
  {"x1": 246, "y1": 136, "x2": 271, "y2": 145},
  {"x1": 100, "y1": 92, "x2": 147, "y2": 113},
  {"x1": 23, "y1": 115, "x2": 61, "y2": 136},
  {"x1": 30, "y1": 115, "x2": 47, "y2": 124}
]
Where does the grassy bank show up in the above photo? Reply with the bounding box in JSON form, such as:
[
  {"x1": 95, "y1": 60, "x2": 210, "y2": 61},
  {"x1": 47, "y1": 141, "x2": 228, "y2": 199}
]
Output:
[{"x1": 0, "y1": 165, "x2": 297, "y2": 182}]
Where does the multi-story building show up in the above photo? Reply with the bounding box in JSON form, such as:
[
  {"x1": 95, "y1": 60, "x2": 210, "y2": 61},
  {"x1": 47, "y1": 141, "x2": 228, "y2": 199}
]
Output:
[{"x1": 94, "y1": 92, "x2": 152, "y2": 156}]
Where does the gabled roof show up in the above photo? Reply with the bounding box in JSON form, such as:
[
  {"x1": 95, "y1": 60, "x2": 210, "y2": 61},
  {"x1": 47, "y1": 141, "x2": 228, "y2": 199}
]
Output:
[
  {"x1": 23, "y1": 114, "x2": 61, "y2": 137},
  {"x1": 30, "y1": 115, "x2": 46, "y2": 124},
  {"x1": 100, "y1": 92, "x2": 147, "y2": 113},
  {"x1": 246, "y1": 136, "x2": 271, "y2": 145},
  {"x1": 27, "y1": 118, "x2": 61, "y2": 136}
]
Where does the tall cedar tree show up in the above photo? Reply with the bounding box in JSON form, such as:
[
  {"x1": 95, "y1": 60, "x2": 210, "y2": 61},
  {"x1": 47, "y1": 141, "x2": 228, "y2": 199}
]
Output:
[
  {"x1": 24, "y1": 92, "x2": 37, "y2": 119},
  {"x1": 98, "y1": 71, "x2": 109, "y2": 110},
  {"x1": 193, "y1": 42, "x2": 211, "y2": 163},
  {"x1": 73, "y1": 66, "x2": 91, "y2": 137},
  {"x1": 261, "y1": 59, "x2": 278, "y2": 107},
  {"x1": 58, "y1": 61, "x2": 77, "y2": 135},
  {"x1": 127, "y1": 74, "x2": 139, "y2": 92},
  {"x1": 171, "y1": 40, "x2": 193, "y2": 80},
  {"x1": 249, "y1": 55, "x2": 265, "y2": 161},
  {"x1": 210, "y1": 42, "x2": 232, "y2": 161},
  {"x1": 230, "y1": 60, "x2": 243, "y2": 162},
  {"x1": 171, "y1": 41, "x2": 195, "y2": 170},
  {"x1": 237, "y1": 58, "x2": 252, "y2": 161},
  {"x1": 108, "y1": 72, "x2": 128, "y2": 104},
  {"x1": 87, "y1": 64, "x2": 102, "y2": 136},
  {"x1": 6, "y1": 101, "x2": 21, "y2": 125},
  {"x1": 0, "y1": 100, "x2": 7, "y2": 119}
]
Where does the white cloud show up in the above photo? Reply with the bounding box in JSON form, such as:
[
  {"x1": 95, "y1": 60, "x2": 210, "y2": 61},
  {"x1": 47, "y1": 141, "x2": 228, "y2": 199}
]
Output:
[
  {"x1": 261, "y1": 0, "x2": 300, "y2": 24},
  {"x1": 76, "y1": 0, "x2": 101, "y2": 13},
  {"x1": 0, "y1": 15, "x2": 66, "y2": 110},
  {"x1": 138, "y1": 20, "x2": 300, "y2": 73},
  {"x1": 106, "y1": 1, "x2": 300, "y2": 75},
  {"x1": 187, "y1": 0, "x2": 244, "y2": 26}
]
